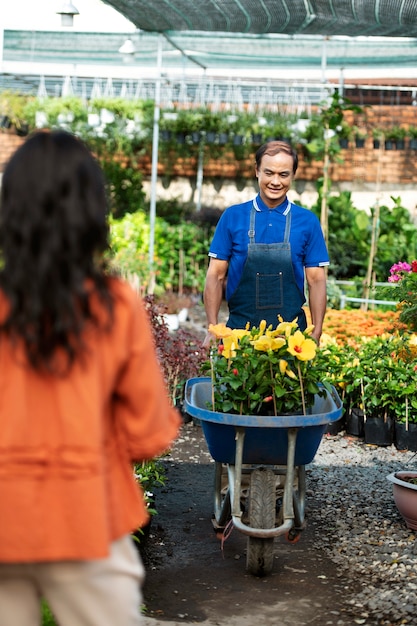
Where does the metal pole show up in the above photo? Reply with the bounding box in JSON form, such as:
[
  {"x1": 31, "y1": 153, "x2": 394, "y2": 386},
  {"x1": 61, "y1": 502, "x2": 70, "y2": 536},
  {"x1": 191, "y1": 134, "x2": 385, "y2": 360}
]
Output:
[
  {"x1": 195, "y1": 140, "x2": 204, "y2": 211},
  {"x1": 149, "y1": 35, "x2": 163, "y2": 287}
]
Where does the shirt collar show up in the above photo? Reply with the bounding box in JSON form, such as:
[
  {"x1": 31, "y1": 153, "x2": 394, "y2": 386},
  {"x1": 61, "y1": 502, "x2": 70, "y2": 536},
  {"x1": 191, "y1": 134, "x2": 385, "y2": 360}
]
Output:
[{"x1": 254, "y1": 194, "x2": 290, "y2": 214}]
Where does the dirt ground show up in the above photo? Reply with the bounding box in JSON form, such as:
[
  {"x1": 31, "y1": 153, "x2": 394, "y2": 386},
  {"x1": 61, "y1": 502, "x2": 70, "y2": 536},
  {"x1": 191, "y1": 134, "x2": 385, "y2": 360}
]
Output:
[{"x1": 139, "y1": 421, "x2": 363, "y2": 626}]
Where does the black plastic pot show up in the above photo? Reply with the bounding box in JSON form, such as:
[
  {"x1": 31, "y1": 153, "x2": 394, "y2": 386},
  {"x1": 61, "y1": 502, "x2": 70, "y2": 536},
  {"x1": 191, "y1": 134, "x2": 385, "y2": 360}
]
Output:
[
  {"x1": 325, "y1": 413, "x2": 346, "y2": 435},
  {"x1": 394, "y1": 422, "x2": 417, "y2": 452},
  {"x1": 364, "y1": 415, "x2": 394, "y2": 446},
  {"x1": 346, "y1": 408, "x2": 364, "y2": 438}
]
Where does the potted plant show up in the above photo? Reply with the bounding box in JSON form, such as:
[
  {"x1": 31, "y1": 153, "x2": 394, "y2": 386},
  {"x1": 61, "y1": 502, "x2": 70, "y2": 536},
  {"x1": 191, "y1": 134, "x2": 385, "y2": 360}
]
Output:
[
  {"x1": 384, "y1": 126, "x2": 407, "y2": 150},
  {"x1": 338, "y1": 333, "x2": 417, "y2": 446},
  {"x1": 372, "y1": 127, "x2": 384, "y2": 149},
  {"x1": 386, "y1": 471, "x2": 417, "y2": 530},
  {"x1": 155, "y1": 290, "x2": 193, "y2": 331},
  {"x1": 337, "y1": 120, "x2": 353, "y2": 149},
  {"x1": 353, "y1": 126, "x2": 367, "y2": 148},
  {"x1": 408, "y1": 126, "x2": 417, "y2": 150},
  {"x1": 203, "y1": 318, "x2": 328, "y2": 416}
]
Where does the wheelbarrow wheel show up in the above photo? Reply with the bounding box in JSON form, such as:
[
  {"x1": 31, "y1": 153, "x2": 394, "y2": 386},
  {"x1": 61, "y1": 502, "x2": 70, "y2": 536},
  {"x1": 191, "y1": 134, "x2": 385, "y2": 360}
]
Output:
[{"x1": 246, "y1": 467, "x2": 276, "y2": 576}]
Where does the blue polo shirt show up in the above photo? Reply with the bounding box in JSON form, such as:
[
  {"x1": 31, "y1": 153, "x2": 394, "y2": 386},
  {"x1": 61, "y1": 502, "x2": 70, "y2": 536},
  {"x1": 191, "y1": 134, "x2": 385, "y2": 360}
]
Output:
[{"x1": 208, "y1": 195, "x2": 329, "y2": 301}]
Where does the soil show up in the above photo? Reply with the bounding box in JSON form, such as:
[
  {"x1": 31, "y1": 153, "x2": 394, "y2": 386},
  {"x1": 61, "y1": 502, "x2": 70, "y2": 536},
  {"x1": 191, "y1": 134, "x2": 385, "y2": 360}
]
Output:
[{"x1": 139, "y1": 421, "x2": 362, "y2": 626}]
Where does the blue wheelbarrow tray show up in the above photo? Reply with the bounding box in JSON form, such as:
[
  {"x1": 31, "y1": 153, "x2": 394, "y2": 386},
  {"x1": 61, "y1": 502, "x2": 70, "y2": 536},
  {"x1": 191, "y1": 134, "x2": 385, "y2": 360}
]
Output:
[{"x1": 184, "y1": 377, "x2": 343, "y2": 466}]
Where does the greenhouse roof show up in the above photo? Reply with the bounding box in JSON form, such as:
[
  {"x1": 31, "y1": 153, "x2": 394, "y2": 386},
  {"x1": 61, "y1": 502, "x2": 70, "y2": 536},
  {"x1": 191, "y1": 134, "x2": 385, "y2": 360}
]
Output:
[
  {"x1": 102, "y1": 0, "x2": 417, "y2": 38},
  {"x1": 4, "y1": 29, "x2": 417, "y2": 72},
  {"x1": 2, "y1": 1, "x2": 417, "y2": 97}
]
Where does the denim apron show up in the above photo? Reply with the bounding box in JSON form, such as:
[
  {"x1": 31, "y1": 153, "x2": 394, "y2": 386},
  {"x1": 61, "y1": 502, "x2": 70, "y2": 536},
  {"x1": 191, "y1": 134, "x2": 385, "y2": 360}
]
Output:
[{"x1": 227, "y1": 201, "x2": 307, "y2": 330}]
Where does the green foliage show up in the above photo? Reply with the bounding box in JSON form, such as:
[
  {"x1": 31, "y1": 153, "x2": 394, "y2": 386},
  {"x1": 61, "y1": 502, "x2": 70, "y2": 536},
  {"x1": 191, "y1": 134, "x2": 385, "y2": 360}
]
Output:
[
  {"x1": 373, "y1": 197, "x2": 417, "y2": 279},
  {"x1": 309, "y1": 186, "x2": 417, "y2": 282},
  {"x1": 341, "y1": 334, "x2": 417, "y2": 422},
  {"x1": 301, "y1": 90, "x2": 362, "y2": 162},
  {"x1": 42, "y1": 600, "x2": 57, "y2": 626},
  {"x1": 23, "y1": 96, "x2": 88, "y2": 128},
  {"x1": 100, "y1": 158, "x2": 146, "y2": 218},
  {"x1": 310, "y1": 186, "x2": 370, "y2": 279},
  {"x1": 110, "y1": 210, "x2": 213, "y2": 293}
]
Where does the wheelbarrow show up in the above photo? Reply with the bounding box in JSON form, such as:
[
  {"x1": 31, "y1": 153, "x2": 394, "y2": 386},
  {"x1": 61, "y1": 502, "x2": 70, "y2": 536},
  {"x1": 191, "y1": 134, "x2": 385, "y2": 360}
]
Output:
[{"x1": 184, "y1": 377, "x2": 343, "y2": 576}]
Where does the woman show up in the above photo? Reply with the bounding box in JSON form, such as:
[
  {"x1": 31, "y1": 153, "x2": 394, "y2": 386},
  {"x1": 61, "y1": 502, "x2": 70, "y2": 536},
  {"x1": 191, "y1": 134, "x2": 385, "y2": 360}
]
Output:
[{"x1": 0, "y1": 130, "x2": 180, "y2": 625}]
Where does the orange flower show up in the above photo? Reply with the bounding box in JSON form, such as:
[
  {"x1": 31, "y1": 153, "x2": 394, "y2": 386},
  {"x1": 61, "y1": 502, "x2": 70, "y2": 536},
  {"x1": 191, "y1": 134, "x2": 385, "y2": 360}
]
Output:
[{"x1": 208, "y1": 323, "x2": 232, "y2": 339}]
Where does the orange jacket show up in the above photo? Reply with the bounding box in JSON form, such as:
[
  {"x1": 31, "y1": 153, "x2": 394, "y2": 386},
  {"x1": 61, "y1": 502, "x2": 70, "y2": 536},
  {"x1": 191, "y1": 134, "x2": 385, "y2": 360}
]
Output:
[{"x1": 0, "y1": 279, "x2": 180, "y2": 562}]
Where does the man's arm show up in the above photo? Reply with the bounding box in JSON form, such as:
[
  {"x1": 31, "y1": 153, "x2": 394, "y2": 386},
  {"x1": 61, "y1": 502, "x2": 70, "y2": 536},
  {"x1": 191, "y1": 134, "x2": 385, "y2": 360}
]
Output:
[
  {"x1": 202, "y1": 257, "x2": 229, "y2": 349},
  {"x1": 305, "y1": 266, "x2": 327, "y2": 343}
]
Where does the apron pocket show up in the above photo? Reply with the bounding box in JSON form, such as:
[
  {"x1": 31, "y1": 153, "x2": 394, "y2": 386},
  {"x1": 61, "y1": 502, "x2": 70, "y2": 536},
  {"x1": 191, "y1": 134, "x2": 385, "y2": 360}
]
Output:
[{"x1": 256, "y1": 272, "x2": 283, "y2": 310}]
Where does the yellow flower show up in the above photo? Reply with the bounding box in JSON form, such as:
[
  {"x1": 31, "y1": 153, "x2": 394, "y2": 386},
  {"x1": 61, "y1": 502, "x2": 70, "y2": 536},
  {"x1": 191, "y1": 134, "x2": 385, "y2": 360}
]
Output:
[
  {"x1": 287, "y1": 331, "x2": 317, "y2": 361},
  {"x1": 409, "y1": 334, "x2": 417, "y2": 346},
  {"x1": 252, "y1": 335, "x2": 286, "y2": 352},
  {"x1": 221, "y1": 335, "x2": 238, "y2": 358},
  {"x1": 279, "y1": 359, "x2": 288, "y2": 374},
  {"x1": 320, "y1": 332, "x2": 337, "y2": 347},
  {"x1": 276, "y1": 318, "x2": 299, "y2": 337},
  {"x1": 209, "y1": 323, "x2": 232, "y2": 339},
  {"x1": 231, "y1": 328, "x2": 251, "y2": 341},
  {"x1": 285, "y1": 367, "x2": 298, "y2": 380}
]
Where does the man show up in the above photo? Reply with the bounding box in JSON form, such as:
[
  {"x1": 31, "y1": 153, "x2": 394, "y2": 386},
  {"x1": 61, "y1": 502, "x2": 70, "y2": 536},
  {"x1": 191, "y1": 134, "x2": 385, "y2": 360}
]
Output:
[{"x1": 203, "y1": 140, "x2": 329, "y2": 347}]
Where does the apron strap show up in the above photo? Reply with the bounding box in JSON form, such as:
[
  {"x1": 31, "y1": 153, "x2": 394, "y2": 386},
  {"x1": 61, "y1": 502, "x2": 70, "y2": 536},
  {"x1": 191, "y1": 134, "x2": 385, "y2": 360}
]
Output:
[{"x1": 249, "y1": 200, "x2": 292, "y2": 244}]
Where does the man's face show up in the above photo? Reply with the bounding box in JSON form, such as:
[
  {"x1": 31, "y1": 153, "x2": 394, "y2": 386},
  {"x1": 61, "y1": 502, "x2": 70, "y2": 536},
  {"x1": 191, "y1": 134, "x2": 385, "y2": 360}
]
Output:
[{"x1": 255, "y1": 152, "x2": 295, "y2": 208}]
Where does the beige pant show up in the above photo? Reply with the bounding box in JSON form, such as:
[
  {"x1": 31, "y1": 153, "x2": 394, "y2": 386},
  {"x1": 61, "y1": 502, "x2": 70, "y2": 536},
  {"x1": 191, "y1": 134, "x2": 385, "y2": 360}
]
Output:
[{"x1": 0, "y1": 535, "x2": 144, "y2": 626}]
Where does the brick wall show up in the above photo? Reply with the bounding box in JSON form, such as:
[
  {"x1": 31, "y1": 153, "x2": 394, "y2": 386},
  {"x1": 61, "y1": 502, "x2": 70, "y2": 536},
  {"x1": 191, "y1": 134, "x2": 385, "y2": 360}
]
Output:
[{"x1": 1, "y1": 105, "x2": 416, "y2": 186}]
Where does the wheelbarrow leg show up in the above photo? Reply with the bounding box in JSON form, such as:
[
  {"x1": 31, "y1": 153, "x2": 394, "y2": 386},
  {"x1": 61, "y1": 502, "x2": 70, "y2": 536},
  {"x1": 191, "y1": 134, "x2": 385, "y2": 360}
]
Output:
[{"x1": 212, "y1": 461, "x2": 231, "y2": 532}]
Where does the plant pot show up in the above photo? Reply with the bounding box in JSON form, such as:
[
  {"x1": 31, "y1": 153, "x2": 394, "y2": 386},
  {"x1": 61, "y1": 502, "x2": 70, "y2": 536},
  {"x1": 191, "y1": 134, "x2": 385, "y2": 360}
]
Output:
[
  {"x1": 233, "y1": 134, "x2": 244, "y2": 146},
  {"x1": 387, "y1": 471, "x2": 417, "y2": 530},
  {"x1": 15, "y1": 123, "x2": 29, "y2": 137},
  {"x1": 339, "y1": 138, "x2": 349, "y2": 149},
  {"x1": 410, "y1": 138, "x2": 417, "y2": 150},
  {"x1": 394, "y1": 422, "x2": 417, "y2": 452},
  {"x1": 384, "y1": 140, "x2": 395, "y2": 150},
  {"x1": 251, "y1": 133, "x2": 263, "y2": 145},
  {"x1": 0, "y1": 115, "x2": 11, "y2": 129},
  {"x1": 346, "y1": 407, "x2": 364, "y2": 438},
  {"x1": 160, "y1": 130, "x2": 172, "y2": 141},
  {"x1": 325, "y1": 412, "x2": 346, "y2": 435},
  {"x1": 373, "y1": 139, "x2": 380, "y2": 149},
  {"x1": 191, "y1": 131, "x2": 201, "y2": 144},
  {"x1": 218, "y1": 132, "x2": 228, "y2": 145},
  {"x1": 396, "y1": 139, "x2": 405, "y2": 150},
  {"x1": 364, "y1": 415, "x2": 394, "y2": 446},
  {"x1": 206, "y1": 131, "x2": 216, "y2": 144},
  {"x1": 355, "y1": 137, "x2": 365, "y2": 148}
]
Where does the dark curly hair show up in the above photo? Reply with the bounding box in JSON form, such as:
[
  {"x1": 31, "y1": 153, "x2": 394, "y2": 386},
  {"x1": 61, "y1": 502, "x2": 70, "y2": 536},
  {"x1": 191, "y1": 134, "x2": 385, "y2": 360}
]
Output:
[{"x1": 0, "y1": 130, "x2": 114, "y2": 374}]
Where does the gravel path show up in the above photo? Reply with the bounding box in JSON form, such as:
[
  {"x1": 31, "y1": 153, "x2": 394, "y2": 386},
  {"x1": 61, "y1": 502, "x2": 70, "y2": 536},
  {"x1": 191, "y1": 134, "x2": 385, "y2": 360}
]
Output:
[{"x1": 308, "y1": 434, "x2": 417, "y2": 625}]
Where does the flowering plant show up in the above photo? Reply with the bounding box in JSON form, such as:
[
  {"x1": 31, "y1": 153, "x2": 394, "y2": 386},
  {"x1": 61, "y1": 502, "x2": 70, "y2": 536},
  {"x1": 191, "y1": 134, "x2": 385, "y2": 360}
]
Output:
[
  {"x1": 202, "y1": 318, "x2": 326, "y2": 416},
  {"x1": 383, "y1": 261, "x2": 417, "y2": 331}
]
